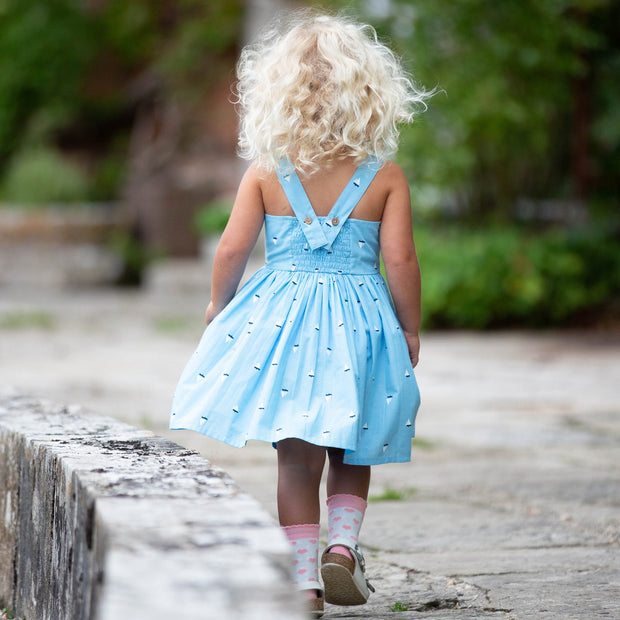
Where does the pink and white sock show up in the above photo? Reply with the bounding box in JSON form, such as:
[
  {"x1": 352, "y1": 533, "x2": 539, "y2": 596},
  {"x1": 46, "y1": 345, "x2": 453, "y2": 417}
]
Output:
[
  {"x1": 327, "y1": 493, "x2": 367, "y2": 557},
  {"x1": 282, "y1": 524, "x2": 321, "y2": 590}
]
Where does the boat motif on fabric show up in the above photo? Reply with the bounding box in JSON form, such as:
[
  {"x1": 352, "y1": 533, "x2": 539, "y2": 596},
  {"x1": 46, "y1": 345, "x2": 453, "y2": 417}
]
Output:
[{"x1": 169, "y1": 157, "x2": 420, "y2": 466}]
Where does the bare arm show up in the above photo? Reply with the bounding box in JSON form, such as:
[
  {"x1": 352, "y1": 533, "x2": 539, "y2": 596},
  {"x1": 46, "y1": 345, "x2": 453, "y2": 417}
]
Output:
[
  {"x1": 205, "y1": 164, "x2": 265, "y2": 324},
  {"x1": 379, "y1": 163, "x2": 421, "y2": 367}
]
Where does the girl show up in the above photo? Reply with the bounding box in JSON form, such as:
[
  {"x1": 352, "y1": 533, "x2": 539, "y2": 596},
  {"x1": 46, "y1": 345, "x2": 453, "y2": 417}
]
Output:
[{"x1": 170, "y1": 11, "x2": 428, "y2": 617}]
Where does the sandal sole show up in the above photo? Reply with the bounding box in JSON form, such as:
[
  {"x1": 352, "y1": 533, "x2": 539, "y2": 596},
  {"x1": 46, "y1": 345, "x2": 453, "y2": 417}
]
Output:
[{"x1": 321, "y1": 562, "x2": 369, "y2": 606}]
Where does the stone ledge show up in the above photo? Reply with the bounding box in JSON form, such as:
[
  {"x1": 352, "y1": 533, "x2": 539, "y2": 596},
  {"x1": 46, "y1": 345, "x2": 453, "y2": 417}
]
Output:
[
  {"x1": 0, "y1": 205, "x2": 126, "y2": 243},
  {"x1": 0, "y1": 387, "x2": 303, "y2": 620}
]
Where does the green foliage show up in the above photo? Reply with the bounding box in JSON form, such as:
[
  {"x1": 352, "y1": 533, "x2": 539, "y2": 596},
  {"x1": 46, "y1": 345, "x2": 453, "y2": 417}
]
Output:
[
  {"x1": 0, "y1": 310, "x2": 54, "y2": 330},
  {"x1": 89, "y1": 137, "x2": 129, "y2": 201},
  {"x1": 416, "y1": 220, "x2": 620, "y2": 329},
  {"x1": 346, "y1": 0, "x2": 620, "y2": 217},
  {"x1": 194, "y1": 199, "x2": 233, "y2": 236},
  {"x1": 98, "y1": 0, "x2": 242, "y2": 73},
  {"x1": 390, "y1": 602, "x2": 409, "y2": 612},
  {"x1": 412, "y1": 437, "x2": 436, "y2": 451},
  {"x1": 1, "y1": 147, "x2": 90, "y2": 203},
  {"x1": 154, "y1": 0, "x2": 243, "y2": 91},
  {"x1": 0, "y1": 0, "x2": 243, "y2": 200},
  {"x1": 108, "y1": 232, "x2": 157, "y2": 286},
  {"x1": 0, "y1": 0, "x2": 97, "y2": 162},
  {"x1": 368, "y1": 487, "x2": 417, "y2": 502},
  {"x1": 94, "y1": 1, "x2": 159, "y2": 65}
]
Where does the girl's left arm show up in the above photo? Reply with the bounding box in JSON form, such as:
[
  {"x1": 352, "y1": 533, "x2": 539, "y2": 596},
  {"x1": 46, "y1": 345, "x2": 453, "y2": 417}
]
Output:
[
  {"x1": 205, "y1": 164, "x2": 265, "y2": 324},
  {"x1": 379, "y1": 163, "x2": 421, "y2": 367}
]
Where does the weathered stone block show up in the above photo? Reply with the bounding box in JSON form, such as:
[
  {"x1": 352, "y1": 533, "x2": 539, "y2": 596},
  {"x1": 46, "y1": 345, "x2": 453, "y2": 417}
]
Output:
[{"x1": 0, "y1": 389, "x2": 302, "y2": 619}]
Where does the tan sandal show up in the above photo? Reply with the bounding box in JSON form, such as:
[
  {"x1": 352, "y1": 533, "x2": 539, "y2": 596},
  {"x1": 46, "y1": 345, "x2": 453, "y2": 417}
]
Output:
[
  {"x1": 301, "y1": 588, "x2": 324, "y2": 618},
  {"x1": 321, "y1": 544, "x2": 375, "y2": 606}
]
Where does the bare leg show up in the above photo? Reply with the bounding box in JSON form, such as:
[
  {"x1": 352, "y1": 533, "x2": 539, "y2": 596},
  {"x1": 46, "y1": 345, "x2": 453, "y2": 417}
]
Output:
[
  {"x1": 277, "y1": 439, "x2": 326, "y2": 602},
  {"x1": 277, "y1": 438, "x2": 326, "y2": 526},
  {"x1": 322, "y1": 448, "x2": 372, "y2": 604},
  {"x1": 326, "y1": 447, "x2": 371, "y2": 499}
]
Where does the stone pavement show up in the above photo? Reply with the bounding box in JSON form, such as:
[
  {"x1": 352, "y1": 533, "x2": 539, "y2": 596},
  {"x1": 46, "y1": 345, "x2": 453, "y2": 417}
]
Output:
[{"x1": 1, "y1": 280, "x2": 619, "y2": 619}]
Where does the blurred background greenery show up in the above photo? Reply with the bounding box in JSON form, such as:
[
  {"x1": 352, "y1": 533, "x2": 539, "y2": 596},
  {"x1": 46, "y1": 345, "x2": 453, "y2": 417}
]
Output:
[{"x1": 0, "y1": 0, "x2": 618, "y2": 328}]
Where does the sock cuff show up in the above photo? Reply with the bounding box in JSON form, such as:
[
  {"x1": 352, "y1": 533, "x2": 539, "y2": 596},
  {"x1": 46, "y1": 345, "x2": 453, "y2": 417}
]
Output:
[
  {"x1": 326, "y1": 493, "x2": 367, "y2": 512},
  {"x1": 298, "y1": 579, "x2": 322, "y2": 591},
  {"x1": 282, "y1": 523, "x2": 320, "y2": 540}
]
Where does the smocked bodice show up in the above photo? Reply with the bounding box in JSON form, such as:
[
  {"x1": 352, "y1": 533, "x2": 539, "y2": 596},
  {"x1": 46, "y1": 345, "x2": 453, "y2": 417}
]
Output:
[{"x1": 264, "y1": 215, "x2": 381, "y2": 275}]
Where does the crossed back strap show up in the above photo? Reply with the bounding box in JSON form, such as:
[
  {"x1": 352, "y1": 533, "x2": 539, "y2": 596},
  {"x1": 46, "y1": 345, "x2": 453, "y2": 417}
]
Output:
[{"x1": 276, "y1": 159, "x2": 380, "y2": 251}]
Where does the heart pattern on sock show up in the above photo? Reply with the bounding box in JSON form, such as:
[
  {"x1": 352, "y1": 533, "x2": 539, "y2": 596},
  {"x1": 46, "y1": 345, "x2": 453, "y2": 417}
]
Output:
[
  {"x1": 282, "y1": 524, "x2": 320, "y2": 590},
  {"x1": 327, "y1": 494, "x2": 368, "y2": 550}
]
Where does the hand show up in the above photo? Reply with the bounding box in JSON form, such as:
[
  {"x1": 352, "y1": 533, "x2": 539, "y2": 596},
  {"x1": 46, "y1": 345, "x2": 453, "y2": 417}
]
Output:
[
  {"x1": 204, "y1": 301, "x2": 220, "y2": 326},
  {"x1": 403, "y1": 330, "x2": 420, "y2": 368}
]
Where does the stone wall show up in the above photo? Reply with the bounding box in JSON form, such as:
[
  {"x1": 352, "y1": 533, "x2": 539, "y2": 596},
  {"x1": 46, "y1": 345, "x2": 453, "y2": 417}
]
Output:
[
  {"x1": 0, "y1": 205, "x2": 127, "y2": 289},
  {"x1": 0, "y1": 387, "x2": 303, "y2": 620}
]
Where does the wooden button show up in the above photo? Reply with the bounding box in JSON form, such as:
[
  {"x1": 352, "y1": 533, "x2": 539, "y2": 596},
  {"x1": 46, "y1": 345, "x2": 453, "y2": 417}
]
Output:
[
  {"x1": 331, "y1": 217, "x2": 339, "y2": 226},
  {"x1": 304, "y1": 216, "x2": 312, "y2": 225}
]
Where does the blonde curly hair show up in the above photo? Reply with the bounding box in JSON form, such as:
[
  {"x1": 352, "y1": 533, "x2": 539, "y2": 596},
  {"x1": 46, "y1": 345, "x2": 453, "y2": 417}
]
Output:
[{"x1": 235, "y1": 11, "x2": 430, "y2": 175}]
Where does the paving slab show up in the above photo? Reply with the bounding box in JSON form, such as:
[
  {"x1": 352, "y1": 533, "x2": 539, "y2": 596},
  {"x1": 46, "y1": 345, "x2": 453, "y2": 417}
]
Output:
[{"x1": 1, "y1": 282, "x2": 619, "y2": 619}]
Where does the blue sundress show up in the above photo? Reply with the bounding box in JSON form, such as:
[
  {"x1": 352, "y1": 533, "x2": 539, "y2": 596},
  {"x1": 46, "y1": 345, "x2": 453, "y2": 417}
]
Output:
[{"x1": 170, "y1": 159, "x2": 420, "y2": 465}]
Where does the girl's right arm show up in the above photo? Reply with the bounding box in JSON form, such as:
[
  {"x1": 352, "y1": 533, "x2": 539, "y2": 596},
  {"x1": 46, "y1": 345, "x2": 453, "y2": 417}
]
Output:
[
  {"x1": 205, "y1": 164, "x2": 265, "y2": 325},
  {"x1": 379, "y1": 163, "x2": 421, "y2": 367}
]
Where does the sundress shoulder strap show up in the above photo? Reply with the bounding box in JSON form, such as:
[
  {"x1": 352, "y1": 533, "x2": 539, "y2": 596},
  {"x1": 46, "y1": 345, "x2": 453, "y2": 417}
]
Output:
[
  {"x1": 275, "y1": 162, "x2": 329, "y2": 251},
  {"x1": 322, "y1": 157, "x2": 381, "y2": 247}
]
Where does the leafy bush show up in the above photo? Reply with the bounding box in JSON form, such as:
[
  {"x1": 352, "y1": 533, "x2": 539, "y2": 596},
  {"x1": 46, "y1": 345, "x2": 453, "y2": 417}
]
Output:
[
  {"x1": 89, "y1": 136, "x2": 129, "y2": 201},
  {"x1": 345, "y1": 0, "x2": 620, "y2": 219},
  {"x1": 0, "y1": 0, "x2": 97, "y2": 161},
  {"x1": 193, "y1": 198, "x2": 233, "y2": 236},
  {"x1": 415, "y1": 221, "x2": 620, "y2": 329},
  {"x1": 108, "y1": 232, "x2": 158, "y2": 287},
  {"x1": 1, "y1": 146, "x2": 90, "y2": 203}
]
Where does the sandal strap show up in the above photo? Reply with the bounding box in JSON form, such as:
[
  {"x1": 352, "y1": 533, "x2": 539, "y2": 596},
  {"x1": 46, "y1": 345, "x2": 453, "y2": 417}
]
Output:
[{"x1": 324, "y1": 543, "x2": 365, "y2": 571}]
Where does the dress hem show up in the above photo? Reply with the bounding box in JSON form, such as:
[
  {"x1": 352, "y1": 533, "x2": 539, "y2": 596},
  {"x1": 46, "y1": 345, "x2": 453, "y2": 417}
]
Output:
[{"x1": 168, "y1": 422, "x2": 413, "y2": 466}]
